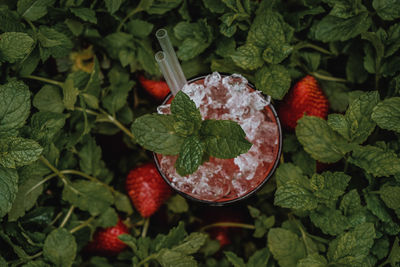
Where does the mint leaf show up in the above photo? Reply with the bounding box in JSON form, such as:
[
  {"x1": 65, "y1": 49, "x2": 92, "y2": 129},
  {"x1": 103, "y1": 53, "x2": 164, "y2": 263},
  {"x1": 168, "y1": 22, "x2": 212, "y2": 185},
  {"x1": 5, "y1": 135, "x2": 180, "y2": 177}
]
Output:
[
  {"x1": 137, "y1": 40, "x2": 160, "y2": 76},
  {"x1": 131, "y1": 114, "x2": 185, "y2": 155},
  {"x1": 171, "y1": 232, "x2": 207, "y2": 255},
  {"x1": 247, "y1": 248, "x2": 270, "y2": 267},
  {"x1": 327, "y1": 223, "x2": 375, "y2": 266},
  {"x1": 33, "y1": 85, "x2": 64, "y2": 113},
  {"x1": 157, "y1": 249, "x2": 197, "y2": 267},
  {"x1": 174, "y1": 19, "x2": 213, "y2": 61},
  {"x1": 310, "y1": 208, "x2": 350, "y2": 235},
  {"x1": 311, "y1": 172, "x2": 350, "y2": 205},
  {"x1": 255, "y1": 64, "x2": 291, "y2": 100},
  {"x1": 327, "y1": 91, "x2": 380, "y2": 144},
  {"x1": 166, "y1": 195, "x2": 188, "y2": 213},
  {"x1": 171, "y1": 91, "x2": 202, "y2": 135},
  {"x1": 0, "y1": 167, "x2": 18, "y2": 218},
  {"x1": 274, "y1": 182, "x2": 317, "y2": 211},
  {"x1": 296, "y1": 116, "x2": 353, "y2": 163},
  {"x1": 373, "y1": 0, "x2": 400, "y2": 20},
  {"x1": 17, "y1": 0, "x2": 55, "y2": 22},
  {"x1": 263, "y1": 43, "x2": 292, "y2": 65},
  {"x1": 30, "y1": 111, "x2": 66, "y2": 144},
  {"x1": 95, "y1": 207, "x2": 118, "y2": 228},
  {"x1": 0, "y1": 137, "x2": 42, "y2": 169},
  {"x1": 203, "y1": 0, "x2": 226, "y2": 13},
  {"x1": 62, "y1": 180, "x2": 114, "y2": 216},
  {"x1": 0, "y1": 81, "x2": 30, "y2": 137},
  {"x1": 0, "y1": 6, "x2": 24, "y2": 32},
  {"x1": 78, "y1": 136, "x2": 103, "y2": 177},
  {"x1": 103, "y1": 67, "x2": 134, "y2": 114},
  {"x1": 147, "y1": 0, "x2": 182, "y2": 15},
  {"x1": 387, "y1": 237, "x2": 400, "y2": 266},
  {"x1": 340, "y1": 189, "x2": 363, "y2": 216},
  {"x1": 268, "y1": 228, "x2": 306, "y2": 267},
  {"x1": 127, "y1": 19, "x2": 154, "y2": 38},
  {"x1": 313, "y1": 12, "x2": 372, "y2": 42},
  {"x1": 38, "y1": 26, "x2": 73, "y2": 60},
  {"x1": 379, "y1": 184, "x2": 400, "y2": 210},
  {"x1": 0, "y1": 32, "x2": 34, "y2": 63},
  {"x1": 154, "y1": 221, "x2": 187, "y2": 252},
  {"x1": 70, "y1": 7, "x2": 97, "y2": 23},
  {"x1": 43, "y1": 228, "x2": 77, "y2": 267},
  {"x1": 8, "y1": 162, "x2": 50, "y2": 221},
  {"x1": 349, "y1": 145, "x2": 400, "y2": 177},
  {"x1": 231, "y1": 43, "x2": 263, "y2": 70},
  {"x1": 201, "y1": 119, "x2": 251, "y2": 159},
  {"x1": 275, "y1": 163, "x2": 307, "y2": 187},
  {"x1": 365, "y1": 193, "x2": 392, "y2": 223},
  {"x1": 297, "y1": 254, "x2": 328, "y2": 267},
  {"x1": 372, "y1": 97, "x2": 400, "y2": 133},
  {"x1": 319, "y1": 80, "x2": 350, "y2": 112},
  {"x1": 224, "y1": 251, "x2": 246, "y2": 267},
  {"x1": 104, "y1": 0, "x2": 123, "y2": 14},
  {"x1": 247, "y1": 9, "x2": 293, "y2": 50},
  {"x1": 114, "y1": 192, "x2": 133, "y2": 215},
  {"x1": 175, "y1": 136, "x2": 204, "y2": 176},
  {"x1": 248, "y1": 206, "x2": 275, "y2": 238}
]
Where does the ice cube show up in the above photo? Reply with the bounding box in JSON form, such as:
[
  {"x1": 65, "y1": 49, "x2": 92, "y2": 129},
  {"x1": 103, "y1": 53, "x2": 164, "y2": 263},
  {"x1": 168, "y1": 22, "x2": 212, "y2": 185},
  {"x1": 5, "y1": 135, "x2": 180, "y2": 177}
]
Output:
[
  {"x1": 157, "y1": 104, "x2": 171, "y2": 114},
  {"x1": 204, "y1": 72, "x2": 222, "y2": 87},
  {"x1": 250, "y1": 91, "x2": 270, "y2": 110},
  {"x1": 222, "y1": 73, "x2": 248, "y2": 92},
  {"x1": 182, "y1": 83, "x2": 206, "y2": 108},
  {"x1": 234, "y1": 148, "x2": 259, "y2": 181}
]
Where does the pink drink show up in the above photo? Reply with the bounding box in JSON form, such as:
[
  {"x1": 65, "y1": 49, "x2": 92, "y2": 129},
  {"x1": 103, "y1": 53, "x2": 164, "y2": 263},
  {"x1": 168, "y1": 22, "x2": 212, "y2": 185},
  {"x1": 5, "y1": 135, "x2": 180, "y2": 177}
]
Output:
[{"x1": 155, "y1": 73, "x2": 281, "y2": 204}]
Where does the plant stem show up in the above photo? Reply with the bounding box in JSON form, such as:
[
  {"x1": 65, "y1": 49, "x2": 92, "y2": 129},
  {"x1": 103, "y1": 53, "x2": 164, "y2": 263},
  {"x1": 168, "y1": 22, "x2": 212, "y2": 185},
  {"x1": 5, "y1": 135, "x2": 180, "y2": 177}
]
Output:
[
  {"x1": 60, "y1": 169, "x2": 118, "y2": 194},
  {"x1": 60, "y1": 206, "x2": 75, "y2": 228},
  {"x1": 99, "y1": 108, "x2": 135, "y2": 140},
  {"x1": 141, "y1": 218, "x2": 150, "y2": 238},
  {"x1": 39, "y1": 156, "x2": 69, "y2": 186},
  {"x1": 25, "y1": 172, "x2": 58, "y2": 196},
  {"x1": 75, "y1": 107, "x2": 136, "y2": 140},
  {"x1": 310, "y1": 72, "x2": 348, "y2": 83},
  {"x1": 70, "y1": 217, "x2": 95, "y2": 234},
  {"x1": 24, "y1": 75, "x2": 64, "y2": 87},
  {"x1": 296, "y1": 42, "x2": 333, "y2": 55},
  {"x1": 200, "y1": 222, "x2": 256, "y2": 231},
  {"x1": 49, "y1": 212, "x2": 63, "y2": 226},
  {"x1": 117, "y1": 6, "x2": 143, "y2": 32},
  {"x1": 75, "y1": 107, "x2": 100, "y2": 116},
  {"x1": 137, "y1": 254, "x2": 158, "y2": 267},
  {"x1": 343, "y1": 155, "x2": 349, "y2": 174}
]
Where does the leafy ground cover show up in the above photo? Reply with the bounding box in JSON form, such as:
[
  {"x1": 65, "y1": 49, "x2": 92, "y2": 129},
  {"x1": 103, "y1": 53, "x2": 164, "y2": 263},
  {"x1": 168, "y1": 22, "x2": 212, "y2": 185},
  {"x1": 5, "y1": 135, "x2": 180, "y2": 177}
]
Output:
[{"x1": 1, "y1": 0, "x2": 400, "y2": 266}]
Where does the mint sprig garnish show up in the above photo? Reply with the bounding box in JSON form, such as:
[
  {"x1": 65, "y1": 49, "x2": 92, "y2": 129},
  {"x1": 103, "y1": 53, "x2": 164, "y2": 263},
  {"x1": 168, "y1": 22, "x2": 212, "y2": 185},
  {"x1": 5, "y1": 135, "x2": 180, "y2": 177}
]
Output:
[{"x1": 131, "y1": 91, "x2": 252, "y2": 176}]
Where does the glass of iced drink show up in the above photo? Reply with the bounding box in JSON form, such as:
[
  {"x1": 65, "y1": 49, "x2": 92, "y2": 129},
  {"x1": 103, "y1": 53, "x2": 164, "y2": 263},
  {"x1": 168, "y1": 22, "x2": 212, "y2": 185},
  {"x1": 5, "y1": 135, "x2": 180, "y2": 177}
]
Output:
[{"x1": 154, "y1": 72, "x2": 282, "y2": 205}]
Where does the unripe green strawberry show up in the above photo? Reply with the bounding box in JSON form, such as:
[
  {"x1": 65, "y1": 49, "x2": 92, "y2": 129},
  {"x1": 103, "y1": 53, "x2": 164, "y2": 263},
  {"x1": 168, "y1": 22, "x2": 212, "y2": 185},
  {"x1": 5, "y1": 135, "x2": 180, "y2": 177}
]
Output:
[
  {"x1": 139, "y1": 75, "x2": 170, "y2": 101},
  {"x1": 126, "y1": 163, "x2": 172, "y2": 218},
  {"x1": 85, "y1": 219, "x2": 129, "y2": 255},
  {"x1": 278, "y1": 75, "x2": 329, "y2": 130}
]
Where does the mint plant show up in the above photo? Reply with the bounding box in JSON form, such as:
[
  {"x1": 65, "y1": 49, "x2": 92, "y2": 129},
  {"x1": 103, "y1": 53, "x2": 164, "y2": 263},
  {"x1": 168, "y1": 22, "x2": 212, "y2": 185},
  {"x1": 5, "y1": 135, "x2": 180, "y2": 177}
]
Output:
[{"x1": 132, "y1": 91, "x2": 252, "y2": 176}]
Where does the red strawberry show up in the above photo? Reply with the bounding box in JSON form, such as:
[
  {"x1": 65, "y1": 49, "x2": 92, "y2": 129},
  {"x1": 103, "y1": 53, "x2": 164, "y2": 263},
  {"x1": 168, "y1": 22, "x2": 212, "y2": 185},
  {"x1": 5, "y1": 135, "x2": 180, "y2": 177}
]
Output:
[
  {"x1": 278, "y1": 75, "x2": 329, "y2": 130},
  {"x1": 126, "y1": 163, "x2": 172, "y2": 218},
  {"x1": 202, "y1": 207, "x2": 245, "y2": 249},
  {"x1": 208, "y1": 227, "x2": 231, "y2": 248},
  {"x1": 138, "y1": 75, "x2": 170, "y2": 101},
  {"x1": 85, "y1": 219, "x2": 129, "y2": 255}
]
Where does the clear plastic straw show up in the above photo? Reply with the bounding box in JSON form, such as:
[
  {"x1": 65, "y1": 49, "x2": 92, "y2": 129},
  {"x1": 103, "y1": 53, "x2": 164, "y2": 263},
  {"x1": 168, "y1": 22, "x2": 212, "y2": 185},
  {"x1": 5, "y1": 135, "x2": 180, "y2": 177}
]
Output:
[
  {"x1": 155, "y1": 29, "x2": 187, "y2": 95},
  {"x1": 155, "y1": 51, "x2": 181, "y2": 96}
]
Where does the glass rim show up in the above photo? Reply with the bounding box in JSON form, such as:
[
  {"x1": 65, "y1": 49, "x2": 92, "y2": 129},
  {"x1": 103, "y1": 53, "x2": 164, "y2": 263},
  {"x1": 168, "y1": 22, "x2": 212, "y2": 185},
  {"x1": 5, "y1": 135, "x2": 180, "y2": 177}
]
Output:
[{"x1": 153, "y1": 74, "x2": 283, "y2": 206}]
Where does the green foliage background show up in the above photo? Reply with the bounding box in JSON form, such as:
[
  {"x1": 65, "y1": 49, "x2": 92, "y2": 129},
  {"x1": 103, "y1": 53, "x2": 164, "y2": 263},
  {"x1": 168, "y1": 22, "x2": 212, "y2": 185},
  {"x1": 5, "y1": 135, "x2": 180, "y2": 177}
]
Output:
[{"x1": 0, "y1": 0, "x2": 400, "y2": 266}]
